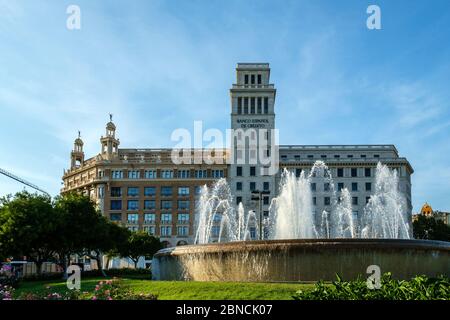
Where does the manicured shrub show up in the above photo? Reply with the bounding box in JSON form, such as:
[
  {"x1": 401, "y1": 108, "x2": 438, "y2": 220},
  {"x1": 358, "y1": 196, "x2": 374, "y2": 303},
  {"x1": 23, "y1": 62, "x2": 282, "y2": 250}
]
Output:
[{"x1": 293, "y1": 273, "x2": 450, "y2": 300}]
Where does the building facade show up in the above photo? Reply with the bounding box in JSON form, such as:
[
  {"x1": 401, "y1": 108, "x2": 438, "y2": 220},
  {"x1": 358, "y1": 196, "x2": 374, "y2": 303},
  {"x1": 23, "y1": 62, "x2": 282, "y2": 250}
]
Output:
[{"x1": 62, "y1": 63, "x2": 414, "y2": 246}]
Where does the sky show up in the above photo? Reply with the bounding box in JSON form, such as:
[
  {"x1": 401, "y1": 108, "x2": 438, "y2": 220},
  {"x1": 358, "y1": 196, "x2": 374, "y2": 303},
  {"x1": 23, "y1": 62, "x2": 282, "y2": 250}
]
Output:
[{"x1": 0, "y1": 0, "x2": 449, "y2": 212}]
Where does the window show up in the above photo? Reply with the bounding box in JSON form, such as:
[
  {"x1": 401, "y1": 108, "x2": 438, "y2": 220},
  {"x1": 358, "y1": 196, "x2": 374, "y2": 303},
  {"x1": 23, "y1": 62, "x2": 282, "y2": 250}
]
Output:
[
  {"x1": 374, "y1": 154, "x2": 380, "y2": 158},
  {"x1": 178, "y1": 200, "x2": 190, "y2": 210},
  {"x1": 144, "y1": 213, "x2": 156, "y2": 223},
  {"x1": 250, "y1": 166, "x2": 256, "y2": 176},
  {"x1": 250, "y1": 227, "x2": 256, "y2": 239},
  {"x1": 178, "y1": 213, "x2": 190, "y2": 224},
  {"x1": 334, "y1": 155, "x2": 340, "y2": 158},
  {"x1": 324, "y1": 183, "x2": 330, "y2": 192},
  {"x1": 307, "y1": 155, "x2": 314, "y2": 159},
  {"x1": 237, "y1": 97, "x2": 242, "y2": 114},
  {"x1": 263, "y1": 196, "x2": 269, "y2": 205},
  {"x1": 110, "y1": 213, "x2": 121, "y2": 221},
  {"x1": 177, "y1": 169, "x2": 190, "y2": 179},
  {"x1": 281, "y1": 155, "x2": 287, "y2": 161},
  {"x1": 263, "y1": 182, "x2": 269, "y2": 191},
  {"x1": 347, "y1": 155, "x2": 354, "y2": 158},
  {"x1": 144, "y1": 187, "x2": 156, "y2": 196},
  {"x1": 311, "y1": 183, "x2": 316, "y2": 192},
  {"x1": 352, "y1": 183, "x2": 358, "y2": 192},
  {"x1": 161, "y1": 213, "x2": 172, "y2": 224},
  {"x1": 144, "y1": 200, "x2": 155, "y2": 210},
  {"x1": 98, "y1": 186, "x2": 105, "y2": 198},
  {"x1": 365, "y1": 168, "x2": 371, "y2": 177},
  {"x1": 160, "y1": 226, "x2": 172, "y2": 236},
  {"x1": 250, "y1": 97, "x2": 255, "y2": 114},
  {"x1": 177, "y1": 226, "x2": 189, "y2": 236},
  {"x1": 111, "y1": 187, "x2": 122, "y2": 197},
  {"x1": 324, "y1": 197, "x2": 331, "y2": 206},
  {"x1": 127, "y1": 213, "x2": 138, "y2": 223},
  {"x1": 251, "y1": 74, "x2": 255, "y2": 84},
  {"x1": 295, "y1": 168, "x2": 302, "y2": 177},
  {"x1": 127, "y1": 200, "x2": 139, "y2": 210},
  {"x1": 211, "y1": 226, "x2": 220, "y2": 237},
  {"x1": 144, "y1": 226, "x2": 155, "y2": 235},
  {"x1": 321, "y1": 155, "x2": 327, "y2": 159},
  {"x1": 236, "y1": 166, "x2": 242, "y2": 177},
  {"x1": 361, "y1": 154, "x2": 366, "y2": 158},
  {"x1": 257, "y1": 74, "x2": 262, "y2": 84},
  {"x1": 257, "y1": 97, "x2": 262, "y2": 114},
  {"x1": 195, "y1": 170, "x2": 207, "y2": 178},
  {"x1": 312, "y1": 197, "x2": 317, "y2": 206},
  {"x1": 244, "y1": 74, "x2": 249, "y2": 84},
  {"x1": 127, "y1": 187, "x2": 139, "y2": 197},
  {"x1": 366, "y1": 197, "x2": 370, "y2": 204},
  {"x1": 128, "y1": 170, "x2": 140, "y2": 179},
  {"x1": 178, "y1": 187, "x2": 190, "y2": 196},
  {"x1": 244, "y1": 97, "x2": 248, "y2": 114},
  {"x1": 365, "y1": 182, "x2": 372, "y2": 191},
  {"x1": 161, "y1": 187, "x2": 173, "y2": 196},
  {"x1": 264, "y1": 97, "x2": 269, "y2": 113},
  {"x1": 337, "y1": 183, "x2": 344, "y2": 191},
  {"x1": 144, "y1": 170, "x2": 157, "y2": 179},
  {"x1": 212, "y1": 170, "x2": 224, "y2": 178},
  {"x1": 352, "y1": 197, "x2": 358, "y2": 205},
  {"x1": 128, "y1": 226, "x2": 138, "y2": 232},
  {"x1": 111, "y1": 170, "x2": 123, "y2": 179},
  {"x1": 236, "y1": 182, "x2": 242, "y2": 191},
  {"x1": 195, "y1": 186, "x2": 202, "y2": 195},
  {"x1": 161, "y1": 170, "x2": 173, "y2": 179},
  {"x1": 110, "y1": 200, "x2": 122, "y2": 210},
  {"x1": 236, "y1": 196, "x2": 242, "y2": 204},
  {"x1": 294, "y1": 155, "x2": 301, "y2": 160},
  {"x1": 249, "y1": 182, "x2": 256, "y2": 191},
  {"x1": 351, "y1": 168, "x2": 357, "y2": 177},
  {"x1": 337, "y1": 168, "x2": 344, "y2": 177},
  {"x1": 161, "y1": 200, "x2": 172, "y2": 210}
]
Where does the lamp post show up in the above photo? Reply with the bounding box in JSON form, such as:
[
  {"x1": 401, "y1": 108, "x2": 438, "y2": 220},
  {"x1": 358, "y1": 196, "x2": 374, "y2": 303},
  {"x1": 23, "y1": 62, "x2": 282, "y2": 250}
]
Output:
[{"x1": 251, "y1": 190, "x2": 270, "y2": 240}]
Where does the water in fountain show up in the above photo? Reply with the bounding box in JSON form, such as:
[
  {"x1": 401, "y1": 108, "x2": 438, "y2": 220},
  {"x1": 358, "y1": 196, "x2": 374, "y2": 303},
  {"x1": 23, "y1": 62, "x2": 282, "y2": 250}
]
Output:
[
  {"x1": 361, "y1": 162, "x2": 411, "y2": 239},
  {"x1": 195, "y1": 161, "x2": 411, "y2": 243},
  {"x1": 195, "y1": 178, "x2": 258, "y2": 244},
  {"x1": 268, "y1": 161, "x2": 355, "y2": 239}
]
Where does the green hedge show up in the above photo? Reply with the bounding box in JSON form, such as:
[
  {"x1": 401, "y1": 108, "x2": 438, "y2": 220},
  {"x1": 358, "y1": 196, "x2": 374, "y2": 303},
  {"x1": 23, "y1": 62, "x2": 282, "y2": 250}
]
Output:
[
  {"x1": 21, "y1": 268, "x2": 151, "y2": 282},
  {"x1": 293, "y1": 273, "x2": 450, "y2": 300}
]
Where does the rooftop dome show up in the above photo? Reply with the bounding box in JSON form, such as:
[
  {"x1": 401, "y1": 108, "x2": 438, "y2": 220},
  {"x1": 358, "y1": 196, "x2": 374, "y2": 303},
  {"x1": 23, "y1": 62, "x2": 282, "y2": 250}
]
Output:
[{"x1": 420, "y1": 203, "x2": 433, "y2": 216}]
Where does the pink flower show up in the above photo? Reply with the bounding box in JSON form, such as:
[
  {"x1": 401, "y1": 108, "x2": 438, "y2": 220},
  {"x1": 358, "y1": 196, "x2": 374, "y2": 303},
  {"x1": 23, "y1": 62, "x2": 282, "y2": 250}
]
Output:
[
  {"x1": 92, "y1": 296, "x2": 97, "y2": 300},
  {"x1": 95, "y1": 285, "x2": 100, "y2": 291},
  {"x1": 107, "y1": 296, "x2": 113, "y2": 300}
]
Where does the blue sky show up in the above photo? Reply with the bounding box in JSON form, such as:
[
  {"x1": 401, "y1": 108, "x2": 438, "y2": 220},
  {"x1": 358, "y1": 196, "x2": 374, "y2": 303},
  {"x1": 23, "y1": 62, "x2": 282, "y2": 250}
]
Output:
[{"x1": 0, "y1": 0, "x2": 449, "y2": 212}]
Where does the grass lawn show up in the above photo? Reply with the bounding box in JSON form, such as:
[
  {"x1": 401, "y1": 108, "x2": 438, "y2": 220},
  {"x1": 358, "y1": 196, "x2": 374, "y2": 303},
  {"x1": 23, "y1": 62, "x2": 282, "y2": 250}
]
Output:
[{"x1": 14, "y1": 277, "x2": 313, "y2": 300}]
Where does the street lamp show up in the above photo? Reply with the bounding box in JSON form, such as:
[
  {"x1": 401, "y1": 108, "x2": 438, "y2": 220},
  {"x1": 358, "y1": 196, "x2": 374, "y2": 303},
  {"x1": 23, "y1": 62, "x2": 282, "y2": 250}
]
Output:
[{"x1": 251, "y1": 190, "x2": 270, "y2": 240}]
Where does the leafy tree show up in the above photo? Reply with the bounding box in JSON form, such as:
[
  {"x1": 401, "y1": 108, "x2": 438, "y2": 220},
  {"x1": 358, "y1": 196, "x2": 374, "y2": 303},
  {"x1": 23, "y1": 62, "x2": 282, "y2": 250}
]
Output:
[
  {"x1": 118, "y1": 231, "x2": 163, "y2": 268},
  {"x1": 0, "y1": 192, "x2": 58, "y2": 274},
  {"x1": 413, "y1": 215, "x2": 450, "y2": 241}
]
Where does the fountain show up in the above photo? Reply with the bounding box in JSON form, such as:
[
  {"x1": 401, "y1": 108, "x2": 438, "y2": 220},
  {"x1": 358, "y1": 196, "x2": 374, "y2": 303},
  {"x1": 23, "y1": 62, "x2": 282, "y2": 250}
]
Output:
[{"x1": 153, "y1": 162, "x2": 449, "y2": 281}]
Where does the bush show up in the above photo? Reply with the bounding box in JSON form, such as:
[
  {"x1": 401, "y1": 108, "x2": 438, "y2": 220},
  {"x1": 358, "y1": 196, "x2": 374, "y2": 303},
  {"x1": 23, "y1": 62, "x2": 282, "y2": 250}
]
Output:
[
  {"x1": 16, "y1": 278, "x2": 157, "y2": 300},
  {"x1": 21, "y1": 268, "x2": 151, "y2": 282},
  {"x1": 0, "y1": 284, "x2": 14, "y2": 300},
  {"x1": 293, "y1": 273, "x2": 450, "y2": 300}
]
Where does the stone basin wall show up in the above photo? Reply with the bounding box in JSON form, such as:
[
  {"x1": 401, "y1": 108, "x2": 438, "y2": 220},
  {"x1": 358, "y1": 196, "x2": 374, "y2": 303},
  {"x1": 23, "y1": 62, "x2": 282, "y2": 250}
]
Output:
[{"x1": 152, "y1": 239, "x2": 450, "y2": 282}]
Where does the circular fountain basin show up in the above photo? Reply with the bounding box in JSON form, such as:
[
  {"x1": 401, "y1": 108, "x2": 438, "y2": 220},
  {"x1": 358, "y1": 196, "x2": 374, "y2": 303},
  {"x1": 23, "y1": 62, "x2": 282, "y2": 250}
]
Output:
[{"x1": 152, "y1": 239, "x2": 450, "y2": 282}]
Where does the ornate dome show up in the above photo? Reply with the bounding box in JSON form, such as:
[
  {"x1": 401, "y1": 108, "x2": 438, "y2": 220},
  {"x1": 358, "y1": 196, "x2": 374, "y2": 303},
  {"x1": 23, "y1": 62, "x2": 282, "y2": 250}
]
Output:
[{"x1": 420, "y1": 203, "x2": 433, "y2": 216}]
